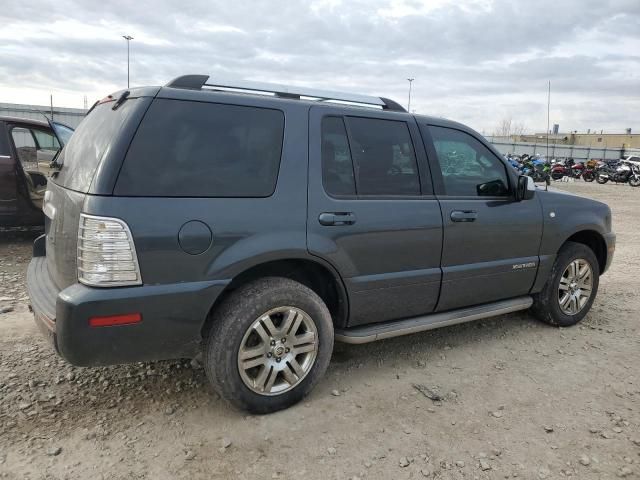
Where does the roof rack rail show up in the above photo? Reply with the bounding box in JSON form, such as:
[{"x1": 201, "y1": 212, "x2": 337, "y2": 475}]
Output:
[{"x1": 166, "y1": 75, "x2": 406, "y2": 112}]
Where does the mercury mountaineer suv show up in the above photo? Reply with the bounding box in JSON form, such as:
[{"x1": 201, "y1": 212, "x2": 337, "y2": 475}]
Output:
[{"x1": 27, "y1": 75, "x2": 615, "y2": 413}]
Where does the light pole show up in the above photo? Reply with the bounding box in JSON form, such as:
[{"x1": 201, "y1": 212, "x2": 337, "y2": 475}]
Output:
[
  {"x1": 407, "y1": 78, "x2": 414, "y2": 112},
  {"x1": 122, "y1": 35, "x2": 134, "y2": 88}
]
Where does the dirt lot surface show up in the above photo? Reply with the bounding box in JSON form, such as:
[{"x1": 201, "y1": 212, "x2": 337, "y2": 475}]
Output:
[{"x1": 0, "y1": 181, "x2": 638, "y2": 480}]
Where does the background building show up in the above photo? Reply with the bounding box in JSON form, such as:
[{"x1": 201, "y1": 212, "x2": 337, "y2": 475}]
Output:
[
  {"x1": 514, "y1": 130, "x2": 638, "y2": 149},
  {"x1": 0, "y1": 102, "x2": 87, "y2": 128}
]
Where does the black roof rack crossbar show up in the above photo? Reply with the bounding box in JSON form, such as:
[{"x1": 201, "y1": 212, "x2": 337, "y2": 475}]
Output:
[{"x1": 165, "y1": 75, "x2": 406, "y2": 112}]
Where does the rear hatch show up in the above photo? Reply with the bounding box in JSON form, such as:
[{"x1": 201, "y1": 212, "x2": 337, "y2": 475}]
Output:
[{"x1": 45, "y1": 93, "x2": 148, "y2": 290}]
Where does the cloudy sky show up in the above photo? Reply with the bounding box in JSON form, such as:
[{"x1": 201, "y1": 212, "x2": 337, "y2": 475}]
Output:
[{"x1": 1, "y1": 0, "x2": 638, "y2": 134}]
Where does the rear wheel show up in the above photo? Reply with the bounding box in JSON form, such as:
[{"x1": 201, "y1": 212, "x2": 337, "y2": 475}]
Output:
[
  {"x1": 551, "y1": 172, "x2": 564, "y2": 181},
  {"x1": 203, "y1": 277, "x2": 334, "y2": 413},
  {"x1": 582, "y1": 172, "x2": 595, "y2": 182},
  {"x1": 531, "y1": 242, "x2": 599, "y2": 327}
]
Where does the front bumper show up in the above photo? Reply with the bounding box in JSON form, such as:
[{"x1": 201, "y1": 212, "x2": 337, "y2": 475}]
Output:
[{"x1": 26, "y1": 256, "x2": 228, "y2": 366}]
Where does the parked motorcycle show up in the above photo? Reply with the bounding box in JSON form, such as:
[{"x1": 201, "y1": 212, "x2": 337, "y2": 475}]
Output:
[
  {"x1": 582, "y1": 159, "x2": 600, "y2": 182},
  {"x1": 596, "y1": 159, "x2": 640, "y2": 186},
  {"x1": 551, "y1": 158, "x2": 584, "y2": 180}
]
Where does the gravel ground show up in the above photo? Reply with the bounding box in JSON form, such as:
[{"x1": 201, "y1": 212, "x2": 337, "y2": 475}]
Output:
[{"x1": 0, "y1": 181, "x2": 638, "y2": 480}]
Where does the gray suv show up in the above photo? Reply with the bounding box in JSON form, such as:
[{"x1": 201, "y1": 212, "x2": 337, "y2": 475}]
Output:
[{"x1": 27, "y1": 75, "x2": 615, "y2": 413}]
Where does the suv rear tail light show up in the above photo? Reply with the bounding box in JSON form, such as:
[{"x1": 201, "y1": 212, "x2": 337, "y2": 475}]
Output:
[{"x1": 77, "y1": 214, "x2": 142, "y2": 287}]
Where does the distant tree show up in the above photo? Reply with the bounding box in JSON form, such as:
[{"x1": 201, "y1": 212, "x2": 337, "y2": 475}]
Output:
[
  {"x1": 493, "y1": 118, "x2": 512, "y2": 137},
  {"x1": 493, "y1": 118, "x2": 527, "y2": 138}
]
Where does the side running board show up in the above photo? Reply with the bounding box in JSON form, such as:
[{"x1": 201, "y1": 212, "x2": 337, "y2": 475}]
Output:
[{"x1": 335, "y1": 296, "x2": 533, "y2": 344}]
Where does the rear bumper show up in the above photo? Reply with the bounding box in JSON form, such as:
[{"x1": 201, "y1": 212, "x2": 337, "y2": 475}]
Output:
[
  {"x1": 26, "y1": 257, "x2": 229, "y2": 366},
  {"x1": 26, "y1": 256, "x2": 59, "y2": 352}
]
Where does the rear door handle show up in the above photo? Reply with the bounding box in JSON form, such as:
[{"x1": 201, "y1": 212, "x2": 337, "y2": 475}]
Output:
[
  {"x1": 450, "y1": 210, "x2": 477, "y2": 222},
  {"x1": 319, "y1": 212, "x2": 356, "y2": 226}
]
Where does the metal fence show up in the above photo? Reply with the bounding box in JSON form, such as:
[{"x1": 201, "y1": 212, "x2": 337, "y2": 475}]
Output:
[{"x1": 488, "y1": 139, "x2": 628, "y2": 161}]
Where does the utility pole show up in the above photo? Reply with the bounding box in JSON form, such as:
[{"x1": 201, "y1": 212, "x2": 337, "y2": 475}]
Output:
[
  {"x1": 546, "y1": 80, "x2": 551, "y2": 160},
  {"x1": 407, "y1": 78, "x2": 414, "y2": 112},
  {"x1": 122, "y1": 35, "x2": 134, "y2": 88}
]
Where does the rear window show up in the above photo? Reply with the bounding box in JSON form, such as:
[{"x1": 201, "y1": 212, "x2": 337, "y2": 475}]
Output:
[
  {"x1": 53, "y1": 99, "x2": 137, "y2": 192},
  {"x1": 114, "y1": 99, "x2": 285, "y2": 197}
]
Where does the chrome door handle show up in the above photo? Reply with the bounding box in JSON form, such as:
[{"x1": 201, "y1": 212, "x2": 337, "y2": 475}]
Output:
[
  {"x1": 318, "y1": 212, "x2": 356, "y2": 226},
  {"x1": 450, "y1": 210, "x2": 477, "y2": 222}
]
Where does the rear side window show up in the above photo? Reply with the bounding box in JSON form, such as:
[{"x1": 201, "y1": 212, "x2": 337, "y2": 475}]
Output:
[
  {"x1": 115, "y1": 99, "x2": 284, "y2": 197},
  {"x1": 320, "y1": 116, "x2": 421, "y2": 197},
  {"x1": 53, "y1": 99, "x2": 137, "y2": 192}
]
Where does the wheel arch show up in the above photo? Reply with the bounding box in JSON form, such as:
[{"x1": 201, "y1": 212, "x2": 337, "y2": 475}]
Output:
[
  {"x1": 564, "y1": 229, "x2": 607, "y2": 274},
  {"x1": 201, "y1": 256, "x2": 350, "y2": 340}
]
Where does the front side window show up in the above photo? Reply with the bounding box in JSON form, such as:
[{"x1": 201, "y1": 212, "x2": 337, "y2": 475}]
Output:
[
  {"x1": 116, "y1": 99, "x2": 284, "y2": 197},
  {"x1": 428, "y1": 126, "x2": 510, "y2": 197}
]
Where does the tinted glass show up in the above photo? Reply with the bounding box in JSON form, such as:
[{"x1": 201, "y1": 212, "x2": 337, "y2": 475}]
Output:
[
  {"x1": 346, "y1": 117, "x2": 420, "y2": 196},
  {"x1": 321, "y1": 116, "x2": 355, "y2": 196},
  {"x1": 53, "y1": 99, "x2": 138, "y2": 192},
  {"x1": 115, "y1": 99, "x2": 284, "y2": 197},
  {"x1": 429, "y1": 126, "x2": 510, "y2": 197}
]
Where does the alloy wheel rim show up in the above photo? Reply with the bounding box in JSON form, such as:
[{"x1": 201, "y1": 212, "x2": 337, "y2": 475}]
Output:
[
  {"x1": 237, "y1": 306, "x2": 318, "y2": 396},
  {"x1": 558, "y1": 259, "x2": 593, "y2": 315}
]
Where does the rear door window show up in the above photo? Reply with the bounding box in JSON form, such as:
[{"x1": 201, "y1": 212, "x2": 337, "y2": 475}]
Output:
[
  {"x1": 347, "y1": 117, "x2": 421, "y2": 196},
  {"x1": 321, "y1": 117, "x2": 356, "y2": 196},
  {"x1": 320, "y1": 115, "x2": 421, "y2": 197},
  {"x1": 53, "y1": 99, "x2": 138, "y2": 192},
  {"x1": 115, "y1": 99, "x2": 284, "y2": 197}
]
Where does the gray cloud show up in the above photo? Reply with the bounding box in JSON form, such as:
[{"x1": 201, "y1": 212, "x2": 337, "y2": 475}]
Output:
[{"x1": 1, "y1": 0, "x2": 638, "y2": 133}]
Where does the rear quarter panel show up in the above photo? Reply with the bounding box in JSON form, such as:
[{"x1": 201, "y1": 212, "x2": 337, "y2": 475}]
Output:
[{"x1": 82, "y1": 101, "x2": 310, "y2": 286}]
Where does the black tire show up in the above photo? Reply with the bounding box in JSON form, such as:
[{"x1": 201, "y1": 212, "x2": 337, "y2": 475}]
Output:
[
  {"x1": 551, "y1": 172, "x2": 564, "y2": 181},
  {"x1": 629, "y1": 176, "x2": 640, "y2": 187},
  {"x1": 203, "y1": 277, "x2": 334, "y2": 413},
  {"x1": 596, "y1": 175, "x2": 608, "y2": 184},
  {"x1": 530, "y1": 241, "x2": 600, "y2": 327},
  {"x1": 583, "y1": 172, "x2": 595, "y2": 182}
]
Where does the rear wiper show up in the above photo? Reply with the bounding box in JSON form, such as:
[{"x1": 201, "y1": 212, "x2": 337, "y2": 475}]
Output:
[{"x1": 112, "y1": 90, "x2": 130, "y2": 111}]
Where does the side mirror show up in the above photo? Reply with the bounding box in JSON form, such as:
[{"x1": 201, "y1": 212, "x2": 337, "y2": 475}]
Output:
[{"x1": 517, "y1": 175, "x2": 536, "y2": 201}]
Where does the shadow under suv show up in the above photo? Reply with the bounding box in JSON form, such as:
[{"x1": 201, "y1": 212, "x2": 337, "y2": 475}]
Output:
[{"x1": 27, "y1": 75, "x2": 615, "y2": 413}]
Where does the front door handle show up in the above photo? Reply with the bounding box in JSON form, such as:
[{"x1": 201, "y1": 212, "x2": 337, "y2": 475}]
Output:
[
  {"x1": 319, "y1": 212, "x2": 356, "y2": 226},
  {"x1": 450, "y1": 210, "x2": 477, "y2": 222}
]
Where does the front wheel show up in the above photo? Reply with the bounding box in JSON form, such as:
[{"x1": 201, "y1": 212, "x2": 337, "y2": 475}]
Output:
[
  {"x1": 629, "y1": 175, "x2": 640, "y2": 187},
  {"x1": 596, "y1": 175, "x2": 609, "y2": 184},
  {"x1": 583, "y1": 172, "x2": 595, "y2": 182},
  {"x1": 203, "y1": 277, "x2": 334, "y2": 413},
  {"x1": 531, "y1": 242, "x2": 599, "y2": 327}
]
